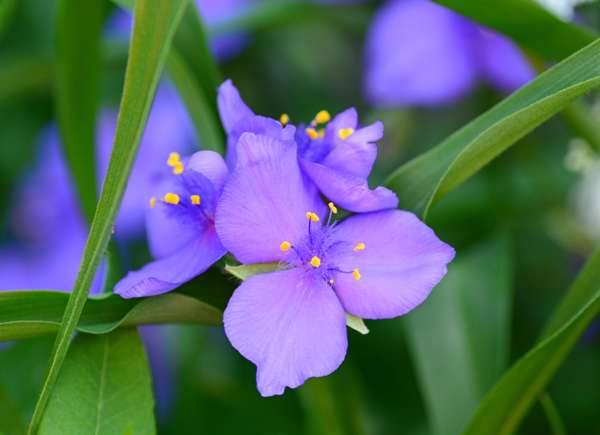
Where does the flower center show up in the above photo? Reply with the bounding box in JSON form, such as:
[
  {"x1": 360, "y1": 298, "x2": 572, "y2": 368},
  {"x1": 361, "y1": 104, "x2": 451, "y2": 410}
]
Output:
[{"x1": 279, "y1": 202, "x2": 364, "y2": 287}]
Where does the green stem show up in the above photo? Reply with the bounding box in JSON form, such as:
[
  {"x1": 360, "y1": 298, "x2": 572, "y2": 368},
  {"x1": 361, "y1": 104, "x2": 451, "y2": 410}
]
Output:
[{"x1": 540, "y1": 393, "x2": 568, "y2": 435}]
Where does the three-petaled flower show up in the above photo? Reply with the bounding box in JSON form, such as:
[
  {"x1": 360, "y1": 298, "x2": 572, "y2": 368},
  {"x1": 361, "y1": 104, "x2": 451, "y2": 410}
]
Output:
[{"x1": 216, "y1": 132, "x2": 454, "y2": 396}]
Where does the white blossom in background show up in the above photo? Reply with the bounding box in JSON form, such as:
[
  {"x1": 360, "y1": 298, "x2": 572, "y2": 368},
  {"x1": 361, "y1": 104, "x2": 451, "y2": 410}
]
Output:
[
  {"x1": 575, "y1": 162, "x2": 600, "y2": 241},
  {"x1": 534, "y1": 0, "x2": 594, "y2": 20}
]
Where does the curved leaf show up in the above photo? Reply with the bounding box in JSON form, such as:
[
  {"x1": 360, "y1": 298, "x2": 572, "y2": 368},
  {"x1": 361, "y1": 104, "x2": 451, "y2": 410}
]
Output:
[
  {"x1": 463, "y1": 249, "x2": 600, "y2": 435},
  {"x1": 0, "y1": 291, "x2": 221, "y2": 342},
  {"x1": 385, "y1": 38, "x2": 600, "y2": 218},
  {"x1": 27, "y1": 1, "x2": 189, "y2": 432},
  {"x1": 39, "y1": 329, "x2": 155, "y2": 435}
]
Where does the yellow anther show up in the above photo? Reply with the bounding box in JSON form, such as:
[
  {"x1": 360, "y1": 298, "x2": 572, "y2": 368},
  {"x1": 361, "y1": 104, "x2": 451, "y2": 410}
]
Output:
[
  {"x1": 280, "y1": 241, "x2": 292, "y2": 252},
  {"x1": 172, "y1": 162, "x2": 184, "y2": 175},
  {"x1": 354, "y1": 242, "x2": 365, "y2": 252},
  {"x1": 149, "y1": 197, "x2": 157, "y2": 208},
  {"x1": 352, "y1": 268, "x2": 361, "y2": 280},
  {"x1": 306, "y1": 211, "x2": 320, "y2": 222},
  {"x1": 310, "y1": 256, "x2": 321, "y2": 268},
  {"x1": 167, "y1": 152, "x2": 181, "y2": 167},
  {"x1": 328, "y1": 202, "x2": 338, "y2": 214},
  {"x1": 163, "y1": 192, "x2": 180, "y2": 205},
  {"x1": 279, "y1": 113, "x2": 290, "y2": 126},
  {"x1": 305, "y1": 127, "x2": 319, "y2": 140},
  {"x1": 190, "y1": 195, "x2": 201, "y2": 205},
  {"x1": 318, "y1": 128, "x2": 325, "y2": 138},
  {"x1": 338, "y1": 128, "x2": 355, "y2": 140},
  {"x1": 314, "y1": 110, "x2": 331, "y2": 124}
]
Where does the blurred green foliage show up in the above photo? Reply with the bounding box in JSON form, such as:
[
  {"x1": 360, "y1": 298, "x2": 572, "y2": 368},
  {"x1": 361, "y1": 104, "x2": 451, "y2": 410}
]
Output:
[{"x1": 0, "y1": 0, "x2": 599, "y2": 434}]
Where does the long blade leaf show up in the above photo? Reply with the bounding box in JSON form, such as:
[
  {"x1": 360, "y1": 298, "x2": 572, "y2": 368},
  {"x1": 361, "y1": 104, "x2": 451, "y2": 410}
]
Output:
[
  {"x1": 385, "y1": 38, "x2": 600, "y2": 219},
  {"x1": 463, "y1": 249, "x2": 600, "y2": 434},
  {"x1": 26, "y1": 0, "x2": 189, "y2": 432}
]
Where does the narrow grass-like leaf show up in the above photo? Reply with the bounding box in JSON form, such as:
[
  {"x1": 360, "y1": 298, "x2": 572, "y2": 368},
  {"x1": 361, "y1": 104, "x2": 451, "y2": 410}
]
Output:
[
  {"x1": 0, "y1": 0, "x2": 17, "y2": 40},
  {"x1": 112, "y1": 0, "x2": 224, "y2": 151},
  {"x1": 386, "y1": 38, "x2": 600, "y2": 219},
  {"x1": 27, "y1": 1, "x2": 188, "y2": 432},
  {"x1": 166, "y1": 49, "x2": 223, "y2": 151},
  {"x1": 463, "y1": 249, "x2": 600, "y2": 435},
  {"x1": 39, "y1": 329, "x2": 155, "y2": 435},
  {"x1": 0, "y1": 291, "x2": 221, "y2": 342},
  {"x1": 404, "y1": 235, "x2": 512, "y2": 435},
  {"x1": 434, "y1": 0, "x2": 596, "y2": 61},
  {"x1": 54, "y1": 0, "x2": 105, "y2": 220}
]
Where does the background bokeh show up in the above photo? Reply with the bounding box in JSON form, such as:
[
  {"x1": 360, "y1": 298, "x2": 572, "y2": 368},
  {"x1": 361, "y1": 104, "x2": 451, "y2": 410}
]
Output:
[{"x1": 0, "y1": 0, "x2": 599, "y2": 434}]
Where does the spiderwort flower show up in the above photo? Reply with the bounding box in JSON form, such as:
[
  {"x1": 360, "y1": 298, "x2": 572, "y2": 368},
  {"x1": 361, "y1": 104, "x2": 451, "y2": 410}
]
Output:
[
  {"x1": 114, "y1": 151, "x2": 228, "y2": 298},
  {"x1": 218, "y1": 80, "x2": 398, "y2": 212},
  {"x1": 216, "y1": 132, "x2": 455, "y2": 396},
  {"x1": 364, "y1": 0, "x2": 535, "y2": 107}
]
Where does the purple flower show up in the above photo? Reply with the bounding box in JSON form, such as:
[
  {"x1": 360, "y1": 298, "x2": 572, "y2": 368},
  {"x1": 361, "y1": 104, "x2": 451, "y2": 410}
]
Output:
[
  {"x1": 114, "y1": 150, "x2": 228, "y2": 298},
  {"x1": 364, "y1": 0, "x2": 535, "y2": 107},
  {"x1": 0, "y1": 128, "x2": 103, "y2": 293},
  {"x1": 215, "y1": 132, "x2": 454, "y2": 396},
  {"x1": 0, "y1": 83, "x2": 194, "y2": 292},
  {"x1": 218, "y1": 80, "x2": 398, "y2": 212}
]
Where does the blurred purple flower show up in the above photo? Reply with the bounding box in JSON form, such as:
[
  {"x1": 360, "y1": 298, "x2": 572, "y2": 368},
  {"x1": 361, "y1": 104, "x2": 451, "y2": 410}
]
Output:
[
  {"x1": 364, "y1": 0, "x2": 535, "y2": 107},
  {"x1": 106, "y1": 0, "x2": 255, "y2": 60},
  {"x1": 215, "y1": 132, "x2": 454, "y2": 396},
  {"x1": 0, "y1": 83, "x2": 195, "y2": 292},
  {"x1": 114, "y1": 150, "x2": 228, "y2": 298},
  {"x1": 218, "y1": 80, "x2": 398, "y2": 212}
]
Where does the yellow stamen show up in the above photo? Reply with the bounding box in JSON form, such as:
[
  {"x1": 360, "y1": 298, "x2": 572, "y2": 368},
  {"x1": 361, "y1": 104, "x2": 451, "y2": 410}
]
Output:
[
  {"x1": 306, "y1": 211, "x2": 320, "y2": 222},
  {"x1": 149, "y1": 197, "x2": 157, "y2": 208},
  {"x1": 314, "y1": 110, "x2": 331, "y2": 124},
  {"x1": 167, "y1": 152, "x2": 181, "y2": 167},
  {"x1": 280, "y1": 241, "x2": 292, "y2": 252},
  {"x1": 352, "y1": 268, "x2": 361, "y2": 280},
  {"x1": 338, "y1": 128, "x2": 355, "y2": 140},
  {"x1": 163, "y1": 192, "x2": 180, "y2": 205},
  {"x1": 318, "y1": 128, "x2": 325, "y2": 138},
  {"x1": 354, "y1": 242, "x2": 365, "y2": 252},
  {"x1": 310, "y1": 256, "x2": 321, "y2": 268},
  {"x1": 172, "y1": 162, "x2": 184, "y2": 175},
  {"x1": 280, "y1": 113, "x2": 290, "y2": 126},
  {"x1": 328, "y1": 202, "x2": 338, "y2": 214},
  {"x1": 190, "y1": 195, "x2": 201, "y2": 205},
  {"x1": 305, "y1": 127, "x2": 319, "y2": 140}
]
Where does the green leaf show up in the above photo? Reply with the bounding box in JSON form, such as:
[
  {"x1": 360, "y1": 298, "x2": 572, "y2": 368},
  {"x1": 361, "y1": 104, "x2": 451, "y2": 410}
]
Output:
[
  {"x1": 463, "y1": 248, "x2": 600, "y2": 435},
  {"x1": 224, "y1": 262, "x2": 285, "y2": 280},
  {"x1": 404, "y1": 235, "x2": 513, "y2": 435},
  {"x1": 54, "y1": 0, "x2": 105, "y2": 220},
  {"x1": 0, "y1": 0, "x2": 18, "y2": 40},
  {"x1": 224, "y1": 262, "x2": 369, "y2": 334},
  {"x1": 39, "y1": 329, "x2": 155, "y2": 435},
  {"x1": 27, "y1": 1, "x2": 189, "y2": 432},
  {"x1": 434, "y1": 0, "x2": 596, "y2": 61},
  {"x1": 112, "y1": 0, "x2": 225, "y2": 152},
  {"x1": 385, "y1": 38, "x2": 600, "y2": 218},
  {"x1": 165, "y1": 49, "x2": 223, "y2": 152},
  {"x1": 0, "y1": 291, "x2": 221, "y2": 342},
  {"x1": 0, "y1": 386, "x2": 26, "y2": 435}
]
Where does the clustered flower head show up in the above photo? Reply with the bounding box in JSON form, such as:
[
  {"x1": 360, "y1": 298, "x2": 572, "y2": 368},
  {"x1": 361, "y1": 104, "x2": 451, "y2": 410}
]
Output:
[{"x1": 115, "y1": 80, "x2": 455, "y2": 396}]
